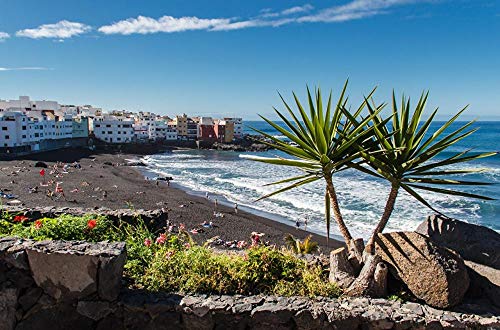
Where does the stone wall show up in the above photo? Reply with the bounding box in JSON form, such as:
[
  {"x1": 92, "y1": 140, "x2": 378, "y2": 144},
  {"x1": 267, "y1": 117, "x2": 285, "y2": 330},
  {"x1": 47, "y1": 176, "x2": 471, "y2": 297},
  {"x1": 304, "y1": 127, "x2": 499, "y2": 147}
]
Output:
[{"x1": 1, "y1": 236, "x2": 499, "y2": 330}]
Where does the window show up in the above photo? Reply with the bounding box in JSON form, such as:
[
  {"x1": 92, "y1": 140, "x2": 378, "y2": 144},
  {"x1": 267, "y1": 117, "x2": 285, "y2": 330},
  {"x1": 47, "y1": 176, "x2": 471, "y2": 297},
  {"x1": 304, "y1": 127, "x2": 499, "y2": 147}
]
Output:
[
  {"x1": 95, "y1": 124, "x2": 100, "y2": 128},
  {"x1": 34, "y1": 133, "x2": 39, "y2": 137},
  {"x1": 106, "y1": 124, "x2": 111, "y2": 128},
  {"x1": 22, "y1": 126, "x2": 26, "y2": 130},
  {"x1": 118, "y1": 131, "x2": 121, "y2": 134},
  {"x1": 108, "y1": 131, "x2": 112, "y2": 134},
  {"x1": 117, "y1": 138, "x2": 121, "y2": 141},
  {"x1": 22, "y1": 135, "x2": 26, "y2": 139},
  {"x1": 5, "y1": 135, "x2": 9, "y2": 139},
  {"x1": 1, "y1": 127, "x2": 6, "y2": 131}
]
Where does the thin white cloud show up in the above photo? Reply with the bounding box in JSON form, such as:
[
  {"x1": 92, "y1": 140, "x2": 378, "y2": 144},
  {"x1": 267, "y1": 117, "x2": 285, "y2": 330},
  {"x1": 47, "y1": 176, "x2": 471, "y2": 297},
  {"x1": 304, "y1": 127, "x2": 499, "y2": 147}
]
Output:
[
  {"x1": 211, "y1": 18, "x2": 295, "y2": 31},
  {"x1": 16, "y1": 20, "x2": 91, "y2": 39},
  {"x1": 0, "y1": 67, "x2": 52, "y2": 71},
  {"x1": 282, "y1": 4, "x2": 315, "y2": 16},
  {"x1": 98, "y1": 15, "x2": 231, "y2": 35},
  {"x1": 89, "y1": 0, "x2": 432, "y2": 36},
  {"x1": 260, "y1": 4, "x2": 314, "y2": 18},
  {"x1": 0, "y1": 32, "x2": 10, "y2": 42},
  {"x1": 298, "y1": 0, "x2": 418, "y2": 23}
]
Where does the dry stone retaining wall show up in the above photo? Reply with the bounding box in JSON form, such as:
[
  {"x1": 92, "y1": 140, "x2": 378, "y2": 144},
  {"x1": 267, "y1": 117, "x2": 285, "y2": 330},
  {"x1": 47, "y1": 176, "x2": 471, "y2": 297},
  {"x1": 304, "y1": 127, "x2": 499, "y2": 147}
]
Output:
[{"x1": 1, "y1": 237, "x2": 499, "y2": 329}]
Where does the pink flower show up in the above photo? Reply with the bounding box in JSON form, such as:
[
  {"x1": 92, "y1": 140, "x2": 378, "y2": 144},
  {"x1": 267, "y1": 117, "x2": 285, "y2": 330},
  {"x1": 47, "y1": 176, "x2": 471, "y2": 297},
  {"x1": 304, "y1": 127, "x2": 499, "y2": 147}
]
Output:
[
  {"x1": 144, "y1": 238, "x2": 151, "y2": 247},
  {"x1": 167, "y1": 225, "x2": 173, "y2": 232},
  {"x1": 184, "y1": 243, "x2": 191, "y2": 249},
  {"x1": 179, "y1": 223, "x2": 186, "y2": 231},
  {"x1": 156, "y1": 233, "x2": 167, "y2": 244},
  {"x1": 166, "y1": 250, "x2": 175, "y2": 259},
  {"x1": 87, "y1": 219, "x2": 97, "y2": 230},
  {"x1": 34, "y1": 220, "x2": 43, "y2": 229},
  {"x1": 189, "y1": 229, "x2": 198, "y2": 234},
  {"x1": 237, "y1": 241, "x2": 247, "y2": 249}
]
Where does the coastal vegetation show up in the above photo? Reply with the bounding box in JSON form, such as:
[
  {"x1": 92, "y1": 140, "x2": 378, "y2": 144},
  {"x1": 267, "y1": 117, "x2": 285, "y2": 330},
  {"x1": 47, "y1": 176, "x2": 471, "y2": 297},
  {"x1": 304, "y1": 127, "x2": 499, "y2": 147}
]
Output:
[
  {"x1": 247, "y1": 81, "x2": 496, "y2": 297},
  {"x1": 0, "y1": 212, "x2": 339, "y2": 297}
]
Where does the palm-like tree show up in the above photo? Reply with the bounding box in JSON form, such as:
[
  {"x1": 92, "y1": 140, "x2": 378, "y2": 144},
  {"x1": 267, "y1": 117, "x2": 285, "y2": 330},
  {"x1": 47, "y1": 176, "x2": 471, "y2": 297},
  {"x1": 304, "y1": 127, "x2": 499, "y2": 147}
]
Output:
[
  {"x1": 244, "y1": 81, "x2": 380, "y2": 246},
  {"x1": 359, "y1": 92, "x2": 497, "y2": 254}
]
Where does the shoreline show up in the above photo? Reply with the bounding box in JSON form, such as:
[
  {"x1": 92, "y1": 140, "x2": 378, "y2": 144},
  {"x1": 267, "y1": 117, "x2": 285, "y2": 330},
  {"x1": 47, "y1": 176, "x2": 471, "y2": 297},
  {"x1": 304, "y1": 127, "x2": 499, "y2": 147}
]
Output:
[
  {"x1": 140, "y1": 162, "x2": 346, "y2": 243},
  {"x1": 0, "y1": 148, "x2": 344, "y2": 251}
]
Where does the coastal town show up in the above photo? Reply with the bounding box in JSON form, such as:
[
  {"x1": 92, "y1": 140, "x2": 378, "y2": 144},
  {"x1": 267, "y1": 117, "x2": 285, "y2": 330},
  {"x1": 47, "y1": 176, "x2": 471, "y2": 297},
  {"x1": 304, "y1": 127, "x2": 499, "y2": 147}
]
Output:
[{"x1": 0, "y1": 96, "x2": 244, "y2": 155}]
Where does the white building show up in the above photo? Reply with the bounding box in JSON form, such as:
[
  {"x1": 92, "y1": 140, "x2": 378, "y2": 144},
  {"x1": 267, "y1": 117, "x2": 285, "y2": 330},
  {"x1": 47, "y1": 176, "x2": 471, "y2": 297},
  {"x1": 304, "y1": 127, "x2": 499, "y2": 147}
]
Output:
[
  {"x1": 93, "y1": 115, "x2": 134, "y2": 143},
  {"x1": 148, "y1": 121, "x2": 177, "y2": 141},
  {"x1": 0, "y1": 111, "x2": 31, "y2": 148},
  {"x1": 133, "y1": 122, "x2": 149, "y2": 141},
  {"x1": 224, "y1": 117, "x2": 243, "y2": 138},
  {"x1": 0, "y1": 96, "x2": 59, "y2": 112}
]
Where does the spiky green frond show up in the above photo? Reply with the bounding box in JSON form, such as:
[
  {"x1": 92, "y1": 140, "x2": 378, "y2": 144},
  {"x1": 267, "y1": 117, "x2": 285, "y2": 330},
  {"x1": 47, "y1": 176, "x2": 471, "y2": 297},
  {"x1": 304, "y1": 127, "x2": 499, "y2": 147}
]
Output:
[{"x1": 360, "y1": 91, "x2": 496, "y2": 212}]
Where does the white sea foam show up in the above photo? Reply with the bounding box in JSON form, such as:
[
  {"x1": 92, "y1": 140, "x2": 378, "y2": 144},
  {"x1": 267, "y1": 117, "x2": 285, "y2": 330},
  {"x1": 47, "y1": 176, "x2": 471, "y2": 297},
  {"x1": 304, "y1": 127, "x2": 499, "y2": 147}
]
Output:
[{"x1": 144, "y1": 149, "x2": 497, "y2": 239}]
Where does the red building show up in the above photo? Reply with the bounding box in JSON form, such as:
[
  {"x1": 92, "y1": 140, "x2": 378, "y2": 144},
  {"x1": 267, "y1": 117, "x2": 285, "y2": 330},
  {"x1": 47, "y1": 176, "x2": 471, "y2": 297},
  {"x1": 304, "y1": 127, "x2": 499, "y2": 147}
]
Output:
[{"x1": 198, "y1": 124, "x2": 216, "y2": 141}]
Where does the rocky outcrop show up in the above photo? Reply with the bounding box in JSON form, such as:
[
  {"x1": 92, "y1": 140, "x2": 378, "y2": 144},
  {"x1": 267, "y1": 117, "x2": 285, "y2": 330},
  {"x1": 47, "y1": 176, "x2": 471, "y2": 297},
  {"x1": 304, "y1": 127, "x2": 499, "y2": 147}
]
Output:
[
  {"x1": 465, "y1": 260, "x2": 500, "y2": 308},
  {"x1": 416, "y1": 215, "x2": 500, "y2": 309},
  {"x1": 415, "y1": 214, "x2": 500, "y2": 269},
  {"x1": 375, "y1": 232, "x2": 469, "y2": 308},
  {"x1": 1, "y1": 236, "x2": 498, "y2": 329}
]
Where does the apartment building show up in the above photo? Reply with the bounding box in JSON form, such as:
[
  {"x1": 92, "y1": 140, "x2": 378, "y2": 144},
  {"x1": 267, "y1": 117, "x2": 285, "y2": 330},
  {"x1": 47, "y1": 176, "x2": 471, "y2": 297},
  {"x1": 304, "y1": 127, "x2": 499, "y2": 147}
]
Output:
[
  {"x1": 223, "y1": 117, "x2": 243, "y2": 138},
  {"x1": 93, "y1": 115, "x2": 134, "y2": 143}
]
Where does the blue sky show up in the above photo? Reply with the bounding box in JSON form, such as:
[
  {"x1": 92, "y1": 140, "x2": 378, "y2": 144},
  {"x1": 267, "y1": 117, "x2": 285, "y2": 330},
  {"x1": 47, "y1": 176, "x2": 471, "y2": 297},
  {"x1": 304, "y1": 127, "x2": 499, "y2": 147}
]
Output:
[{"x1": 0, "y1": 0, "x2": 499, "y2": 120}]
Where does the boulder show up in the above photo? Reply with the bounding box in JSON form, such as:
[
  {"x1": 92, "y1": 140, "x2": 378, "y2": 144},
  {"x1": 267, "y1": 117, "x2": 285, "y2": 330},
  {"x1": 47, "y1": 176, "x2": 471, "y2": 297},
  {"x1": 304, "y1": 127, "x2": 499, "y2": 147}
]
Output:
[
  {"x1": 26, "y1": 245, "x2": 99, "y2": 301},
  {"x1": 415, "y1": 214, "x2": 500, "y2": 269},
  {"x1": 25, "y1": 240, "x2": 125, "y2": 301},
  {"x1": 34, "y1": 161, "x2": 47, "y2": 168},
  {"x1": 375, "y1": 232, "x2": 469, "y2": 308},
  {"x1": 465, "y1": 260, "x2": 500, "y2": 308}
]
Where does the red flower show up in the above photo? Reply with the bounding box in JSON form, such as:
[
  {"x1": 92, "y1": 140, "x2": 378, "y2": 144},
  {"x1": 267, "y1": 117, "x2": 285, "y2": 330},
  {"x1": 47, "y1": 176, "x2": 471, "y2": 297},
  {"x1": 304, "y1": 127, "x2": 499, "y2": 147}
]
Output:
[
  {"x1": 34, "y1": 220, "x2": 43, "y2": 229},
  {"x1": 144, "y1": 238, "x2": 151, "y2": 247},
  {"x1": 87, "y1": 219, "x2": 97, "y2": 230},
  {"x1": 13, "y1": 215, "x2": 29, "y2": 223}
]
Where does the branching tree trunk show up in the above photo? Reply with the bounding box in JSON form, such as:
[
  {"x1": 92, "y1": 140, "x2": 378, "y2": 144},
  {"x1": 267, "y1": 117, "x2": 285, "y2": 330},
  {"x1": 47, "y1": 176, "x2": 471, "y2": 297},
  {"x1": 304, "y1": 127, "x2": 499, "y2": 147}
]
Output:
[
  {"x1": 324, "y1": 174, "x2": 352, "y2": 244},
  {"x1": 364, "y1": 182, "x2": 399, "y2": 254}
]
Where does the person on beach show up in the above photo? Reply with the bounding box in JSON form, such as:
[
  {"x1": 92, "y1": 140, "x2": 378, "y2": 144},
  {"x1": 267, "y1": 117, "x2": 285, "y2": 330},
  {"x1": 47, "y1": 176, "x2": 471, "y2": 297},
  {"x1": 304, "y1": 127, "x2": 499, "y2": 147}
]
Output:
[
  {"x1": 234, "y1": 203, "x2": 238, "y2": 214},
  {"x1": 55, "y1": 182, "x2": 66, "y2": 201},
  {"x1": 295, "y1": 219, "x2": 300, "y2": 230},
  {"x1": 206, "y1": 192, "x2": 209, "y2": 199},
  {"x1": 304, "y1": 217, "x2": 308, "y2": 231},
  {"x1": 214, "y1": 198, "x2": 218, "y2": 209}
]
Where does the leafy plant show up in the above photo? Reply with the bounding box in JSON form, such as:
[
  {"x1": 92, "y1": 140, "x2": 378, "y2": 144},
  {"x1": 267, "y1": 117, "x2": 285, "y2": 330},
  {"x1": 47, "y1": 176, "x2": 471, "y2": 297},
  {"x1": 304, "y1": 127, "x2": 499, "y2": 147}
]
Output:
[
  {"x1": 358, "y1": 92, "x2": 497, "y2": 253},
  {"x1": 285, "y1": 234, "x2": 319, "y2": 254},
  {"x1": 0, "y1": 212, "x2": 339, "y2": 297}
]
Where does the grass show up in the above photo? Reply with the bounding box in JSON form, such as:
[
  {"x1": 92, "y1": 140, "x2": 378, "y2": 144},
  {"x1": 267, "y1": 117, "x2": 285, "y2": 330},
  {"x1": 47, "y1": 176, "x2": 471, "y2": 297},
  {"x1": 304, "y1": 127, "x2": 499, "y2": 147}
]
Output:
[{"x1": 0, "y1": 211, "x2": 340, "y2": 298}]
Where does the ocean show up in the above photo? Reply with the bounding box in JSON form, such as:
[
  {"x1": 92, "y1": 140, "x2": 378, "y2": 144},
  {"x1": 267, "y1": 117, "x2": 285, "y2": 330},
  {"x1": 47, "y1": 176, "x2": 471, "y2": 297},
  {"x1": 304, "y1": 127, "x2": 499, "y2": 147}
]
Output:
[{"x1": 141, "y1": 121, "x2": 499, "y2": 240}]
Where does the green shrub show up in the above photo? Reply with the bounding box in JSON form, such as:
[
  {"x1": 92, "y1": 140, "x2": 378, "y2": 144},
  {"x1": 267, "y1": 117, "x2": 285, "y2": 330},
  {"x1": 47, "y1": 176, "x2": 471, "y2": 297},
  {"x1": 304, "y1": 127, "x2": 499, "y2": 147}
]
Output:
[{"x1": 0, "y1": 212, "x2": 340, "y2": 298}]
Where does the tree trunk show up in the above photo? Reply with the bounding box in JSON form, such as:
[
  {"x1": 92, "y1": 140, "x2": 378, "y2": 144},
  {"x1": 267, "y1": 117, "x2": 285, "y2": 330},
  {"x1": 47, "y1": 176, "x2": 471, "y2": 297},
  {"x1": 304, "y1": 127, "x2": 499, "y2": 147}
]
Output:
[
  {"x1": 372, "y1": 262, "x2": 388, "y2": 297},
  {"x1": 329, "y1": 247, "x2": 356, "y2": 289},
  {"x1": 347, "y1": 238, "x2": 365, "y2": 274},
  {"x1": 344, "y1": 254, "x2": 384, "y2": 297},
  {"x1": 324, "y1": 174, "x2": 352, "y2": 244},
  {"x1": 364, "y1": 183, "x2": 399, "y2": 254}
]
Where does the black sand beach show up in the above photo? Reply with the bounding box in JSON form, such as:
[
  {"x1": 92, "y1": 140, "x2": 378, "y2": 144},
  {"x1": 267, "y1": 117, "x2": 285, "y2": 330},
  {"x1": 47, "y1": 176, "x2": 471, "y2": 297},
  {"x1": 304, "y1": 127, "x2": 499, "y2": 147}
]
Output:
[{"x1": 0, "y1": 148, "x2": 343, "y2": 251}]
